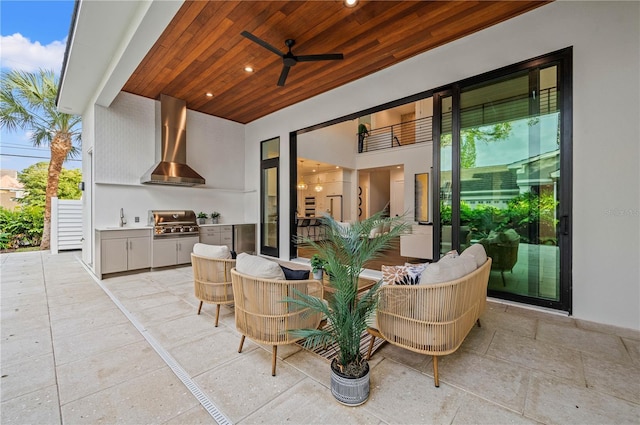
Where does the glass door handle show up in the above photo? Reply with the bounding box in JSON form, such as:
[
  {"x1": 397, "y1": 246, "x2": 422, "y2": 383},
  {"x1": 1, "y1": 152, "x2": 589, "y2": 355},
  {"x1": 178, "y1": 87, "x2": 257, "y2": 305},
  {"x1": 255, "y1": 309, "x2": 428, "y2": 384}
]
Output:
[{"x1": 560, "y1": 215, "x2": 570, "y2": 235}]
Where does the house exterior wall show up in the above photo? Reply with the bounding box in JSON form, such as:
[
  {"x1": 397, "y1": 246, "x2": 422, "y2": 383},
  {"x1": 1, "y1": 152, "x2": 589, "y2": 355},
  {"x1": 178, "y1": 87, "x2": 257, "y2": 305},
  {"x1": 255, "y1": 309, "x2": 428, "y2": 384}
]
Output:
[{"x1": 245, "y1": 1, "x2": 640, "y2": 330}]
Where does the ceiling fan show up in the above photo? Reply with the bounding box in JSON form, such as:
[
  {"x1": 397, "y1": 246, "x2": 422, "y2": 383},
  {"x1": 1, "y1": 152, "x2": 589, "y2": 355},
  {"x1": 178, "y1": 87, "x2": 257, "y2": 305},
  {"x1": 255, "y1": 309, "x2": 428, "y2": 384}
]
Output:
[{"x1": 241, "y1": 31, "x2": 344, "y2": 87}]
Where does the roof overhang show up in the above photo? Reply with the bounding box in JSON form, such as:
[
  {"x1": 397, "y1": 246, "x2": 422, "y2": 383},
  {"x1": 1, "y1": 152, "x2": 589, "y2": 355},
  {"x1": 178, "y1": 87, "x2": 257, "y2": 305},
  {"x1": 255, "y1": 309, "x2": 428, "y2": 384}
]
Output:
[{"x1": 56, "y1": 0, "x2": 183, "y2": 115}]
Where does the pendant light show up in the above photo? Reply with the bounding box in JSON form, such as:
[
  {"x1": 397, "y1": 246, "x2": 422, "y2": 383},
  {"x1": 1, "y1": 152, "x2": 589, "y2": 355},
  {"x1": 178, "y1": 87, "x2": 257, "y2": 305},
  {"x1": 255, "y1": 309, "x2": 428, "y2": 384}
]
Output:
[
  {"x1": 314, "y1": 163, "x2": 323, "y2": 192},
  {"x1": 297, "y1": 160, "x2": 308, "y2": 190}
]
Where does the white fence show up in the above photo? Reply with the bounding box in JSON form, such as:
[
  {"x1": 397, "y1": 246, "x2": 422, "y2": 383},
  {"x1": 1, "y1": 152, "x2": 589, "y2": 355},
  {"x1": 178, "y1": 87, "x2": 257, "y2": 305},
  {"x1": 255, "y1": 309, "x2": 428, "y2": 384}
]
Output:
[{"x1": 51, "y1": 197, "x2": 82, "y2": 254}]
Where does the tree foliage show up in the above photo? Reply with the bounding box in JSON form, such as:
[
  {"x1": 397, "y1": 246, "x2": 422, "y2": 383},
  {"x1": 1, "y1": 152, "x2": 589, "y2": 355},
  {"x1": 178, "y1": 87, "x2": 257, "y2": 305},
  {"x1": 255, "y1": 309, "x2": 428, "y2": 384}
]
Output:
[
  {"x1": 17, "y1": 162, "x2": 82, "y2": 207},
  {"x1": 441, "y1": 122, "x2": 513, "y2": 168},
  {"x1": 1, "y1": 69, "x2": 82, "y2": 249}
]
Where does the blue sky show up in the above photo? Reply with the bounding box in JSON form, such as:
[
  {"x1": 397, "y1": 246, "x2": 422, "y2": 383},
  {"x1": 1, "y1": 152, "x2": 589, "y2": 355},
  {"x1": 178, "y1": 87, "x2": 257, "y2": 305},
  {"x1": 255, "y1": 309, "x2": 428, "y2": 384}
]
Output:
[{"x1": 1, "y1": 0, "x2": 79, "y2": 172}]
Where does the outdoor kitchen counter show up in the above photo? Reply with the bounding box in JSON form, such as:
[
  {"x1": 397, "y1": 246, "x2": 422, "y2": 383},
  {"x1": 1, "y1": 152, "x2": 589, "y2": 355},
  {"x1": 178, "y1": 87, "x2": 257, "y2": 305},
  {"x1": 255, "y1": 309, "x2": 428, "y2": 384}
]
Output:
[
  {"x1": 96, "y1": 226, "x2": 153, "y2": 231},
  {"x1": 94, "y1": 227, "x2": 153, "y2": 279},
  {"x1": 198, "y1": 223, "x2": 253, "y2": 226}
]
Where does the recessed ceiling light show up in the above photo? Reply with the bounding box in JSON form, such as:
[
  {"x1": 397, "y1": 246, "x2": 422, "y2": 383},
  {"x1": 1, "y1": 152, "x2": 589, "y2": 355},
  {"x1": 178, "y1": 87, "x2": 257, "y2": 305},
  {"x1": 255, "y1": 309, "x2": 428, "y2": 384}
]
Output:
[
  {"x1": 244, "y1": 66, "x2": 254, "y2": 72},
  {"x1": 344, "y1": 0, "x2": 358, "y2": 8},
  {"x1": 205, "y1": 92, "x2": 213, "y2": 97}
]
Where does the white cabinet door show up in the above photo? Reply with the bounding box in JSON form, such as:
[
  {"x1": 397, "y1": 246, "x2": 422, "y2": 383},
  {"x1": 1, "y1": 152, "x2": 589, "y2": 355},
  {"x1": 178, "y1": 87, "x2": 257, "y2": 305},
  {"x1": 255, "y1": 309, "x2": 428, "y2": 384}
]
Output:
[
  {"x1": 219, "y1": 226, "x2": 233, "y2": 249},
  {"x1": 101, "y1": 238, "x2": 128, "y2": 274},
  {"x1": 177, "y1": 237, "x2": 198, "y2": 264},
  {"x1": 153, "y1": 239, "x2": 178, "y2": 268},
  {"x1": 128, "y1": 236, "x2": 151, "y2": 270}
]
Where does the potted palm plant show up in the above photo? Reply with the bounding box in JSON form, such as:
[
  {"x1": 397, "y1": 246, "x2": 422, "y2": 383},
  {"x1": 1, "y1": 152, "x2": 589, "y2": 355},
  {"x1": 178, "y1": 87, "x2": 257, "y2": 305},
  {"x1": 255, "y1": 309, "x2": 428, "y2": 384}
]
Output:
[{"x1": 287, "y1": 212, "x2": 408, "y2": 405}]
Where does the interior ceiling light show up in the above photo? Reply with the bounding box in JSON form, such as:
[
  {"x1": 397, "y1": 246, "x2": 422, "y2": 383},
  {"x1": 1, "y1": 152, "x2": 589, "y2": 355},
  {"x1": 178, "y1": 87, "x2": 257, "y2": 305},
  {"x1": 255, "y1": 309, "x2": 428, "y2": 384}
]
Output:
[
  {"x1": 297, "y1": 160, "x2": 308, "y2": 190},
  {"x1": 344, "y1": 0, "x2": 358, "y2": 8},
  {"x1": 314, "y1": 163, "x2": 323, "y2": 192},
  {"x1": 244, "y1": 66, "x2": 254, "y2": 72},
  {"x1": 205, "y1": 92, "x2": 213, "y2": 97}
]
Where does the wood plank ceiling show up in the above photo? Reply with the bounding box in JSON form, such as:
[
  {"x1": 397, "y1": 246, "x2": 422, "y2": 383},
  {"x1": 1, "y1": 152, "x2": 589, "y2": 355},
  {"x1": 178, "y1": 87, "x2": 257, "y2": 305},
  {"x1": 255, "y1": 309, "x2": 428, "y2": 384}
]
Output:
[{"x1": 122, "y1": 1, "x2": 549, "y2": 124}]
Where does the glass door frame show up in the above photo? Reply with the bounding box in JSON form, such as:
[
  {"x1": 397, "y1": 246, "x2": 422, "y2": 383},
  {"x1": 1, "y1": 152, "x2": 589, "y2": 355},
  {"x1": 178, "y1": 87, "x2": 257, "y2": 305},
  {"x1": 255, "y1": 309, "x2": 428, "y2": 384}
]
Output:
[
  {"x1": 260, "y1": 138, "x2": 280, "y2": 258},
  {"x1": 432, "y1": 47, "x2": 573, "y2": 313}
]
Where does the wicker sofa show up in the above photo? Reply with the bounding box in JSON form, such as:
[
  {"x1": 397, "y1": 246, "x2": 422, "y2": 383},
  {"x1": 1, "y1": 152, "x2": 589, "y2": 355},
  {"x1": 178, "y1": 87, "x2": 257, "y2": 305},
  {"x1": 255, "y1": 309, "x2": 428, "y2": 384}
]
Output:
[{"x1": 367, "y1": 249, "x2": 491, "y2": 387}]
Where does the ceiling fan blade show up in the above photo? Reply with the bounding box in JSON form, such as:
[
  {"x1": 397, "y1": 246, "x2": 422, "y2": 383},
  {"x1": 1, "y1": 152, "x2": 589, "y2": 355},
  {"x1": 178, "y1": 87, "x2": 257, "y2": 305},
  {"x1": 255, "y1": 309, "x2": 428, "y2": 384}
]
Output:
[
  {"x1": 296, "y1": 53, "x2": 344, "y2": 62},
  {"x1": 277, "y1": 65, "x2": 291, "y2": 87},
  {"x1": 241, "y1": 31, "x2": 283, "y2": 57}
]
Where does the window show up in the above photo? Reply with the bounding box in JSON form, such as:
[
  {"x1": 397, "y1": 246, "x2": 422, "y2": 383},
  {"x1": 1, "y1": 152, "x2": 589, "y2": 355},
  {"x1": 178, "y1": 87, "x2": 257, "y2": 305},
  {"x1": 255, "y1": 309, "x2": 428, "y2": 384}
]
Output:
[{"x1": 260, "y1": 137, "x2": 279, "y2": 257}]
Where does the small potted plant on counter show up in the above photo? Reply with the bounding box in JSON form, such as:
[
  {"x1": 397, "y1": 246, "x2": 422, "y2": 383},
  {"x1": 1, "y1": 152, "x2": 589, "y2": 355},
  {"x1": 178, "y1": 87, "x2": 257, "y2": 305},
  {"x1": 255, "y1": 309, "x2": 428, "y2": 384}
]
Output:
[
  {"x1": 210, "y1": 211, "x2": 220, "y2": 224},
  {"x1": 197, "y1": 212, "x2": 208, "y2": 225},
  {"x1": 310, "y1": 254, "x2": 326, "y2": 280}
]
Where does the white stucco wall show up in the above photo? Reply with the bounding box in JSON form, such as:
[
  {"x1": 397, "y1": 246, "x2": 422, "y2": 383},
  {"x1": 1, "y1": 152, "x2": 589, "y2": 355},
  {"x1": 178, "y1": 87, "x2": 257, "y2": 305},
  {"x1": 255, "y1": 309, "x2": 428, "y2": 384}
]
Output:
[
  {"x1": 91, "y1": 92, "x2": 248, "y2": 230},
  {"x1": 245, "y1": 1, "x2": 640, "y2": 330}
]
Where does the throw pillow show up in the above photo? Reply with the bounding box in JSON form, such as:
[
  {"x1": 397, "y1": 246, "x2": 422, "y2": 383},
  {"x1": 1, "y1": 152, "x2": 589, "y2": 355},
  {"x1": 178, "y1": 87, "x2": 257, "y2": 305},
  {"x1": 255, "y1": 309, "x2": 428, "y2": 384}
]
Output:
[
  {"x1": 280, "y1": 265, "x2": 310, "y2": 281},
  {"x1": 193, "y1": 243, "x2": 231, "y2": 259},
  {"x1": 460, "y1": 243, "x2": 487, "y2": 268},
  {"x1": 382, "y1": 263, "x2": 428, "y2": 285},
  {"x1": 235, "y1": 253, "x2": 286, "y2": 280}
]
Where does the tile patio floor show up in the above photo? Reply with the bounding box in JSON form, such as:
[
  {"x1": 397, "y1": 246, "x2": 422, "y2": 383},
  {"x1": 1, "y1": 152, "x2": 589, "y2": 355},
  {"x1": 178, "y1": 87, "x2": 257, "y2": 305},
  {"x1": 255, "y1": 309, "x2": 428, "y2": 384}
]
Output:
[{"x1": 1, "y1": 251, "x2": 639, "y2": 424}]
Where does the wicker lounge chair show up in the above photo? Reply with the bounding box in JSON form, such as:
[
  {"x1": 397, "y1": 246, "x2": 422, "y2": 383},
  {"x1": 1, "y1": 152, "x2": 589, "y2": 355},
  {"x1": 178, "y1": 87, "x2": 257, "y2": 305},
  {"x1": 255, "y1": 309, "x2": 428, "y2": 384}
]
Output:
[
  {"x1": 479, "y1": 230, "x2": 520, "y2": 286},
  {"x1": 230, "y1": 268, "x2": 324, "y2": 376},
  {"x1": 191, "y1": 253, "x2": 236, "y2": 326},
  {"x1": 367, "y1": 258, "x2": 492, "y2": 387}
]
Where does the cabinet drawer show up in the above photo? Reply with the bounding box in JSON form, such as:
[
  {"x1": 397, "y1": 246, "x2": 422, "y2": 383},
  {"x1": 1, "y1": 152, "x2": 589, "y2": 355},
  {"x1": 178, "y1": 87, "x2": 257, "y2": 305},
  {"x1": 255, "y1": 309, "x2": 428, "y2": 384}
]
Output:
[{"x1": 99, "y1": 229, "x2": 151, "y2": 240}]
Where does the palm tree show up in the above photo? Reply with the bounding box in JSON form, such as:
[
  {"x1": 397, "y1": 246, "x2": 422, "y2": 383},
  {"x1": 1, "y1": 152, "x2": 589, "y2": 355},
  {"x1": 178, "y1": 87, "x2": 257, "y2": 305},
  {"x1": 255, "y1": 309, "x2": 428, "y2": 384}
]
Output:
[{"x1": 1, "y1": 69, "x2": 81, "y2": 250}]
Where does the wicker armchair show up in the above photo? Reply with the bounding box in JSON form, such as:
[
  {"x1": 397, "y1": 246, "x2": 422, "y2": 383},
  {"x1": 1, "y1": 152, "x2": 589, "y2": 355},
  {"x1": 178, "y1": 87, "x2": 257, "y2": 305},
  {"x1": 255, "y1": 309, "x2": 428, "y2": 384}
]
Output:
[
  {"x1": 479, "y1": 230, "x2": 520, "y2": 286},
  {"x1": 191, "y1": 253, "x2": 236, "y2": 327},
  {"x1": 367, "y1": 258, "x2": 491, "y2": 387},
  {"x1": 230, "y1": 268, "x2": 324, "y2": 376}
]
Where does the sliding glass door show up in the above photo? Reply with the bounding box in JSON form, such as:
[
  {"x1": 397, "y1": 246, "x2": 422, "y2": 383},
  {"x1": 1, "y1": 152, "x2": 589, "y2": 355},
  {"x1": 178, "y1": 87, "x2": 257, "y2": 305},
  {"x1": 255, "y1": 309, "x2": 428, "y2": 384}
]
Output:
[{"x1": 435, "y1": 49, "x2": 572, "y2": 311}]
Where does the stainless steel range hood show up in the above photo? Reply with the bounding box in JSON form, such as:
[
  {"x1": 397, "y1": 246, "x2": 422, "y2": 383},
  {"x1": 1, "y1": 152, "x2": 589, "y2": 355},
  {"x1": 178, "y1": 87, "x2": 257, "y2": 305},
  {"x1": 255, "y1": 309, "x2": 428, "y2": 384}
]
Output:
[{"x1": 140, "y1": 94, "x2": 205, "y2": 186}]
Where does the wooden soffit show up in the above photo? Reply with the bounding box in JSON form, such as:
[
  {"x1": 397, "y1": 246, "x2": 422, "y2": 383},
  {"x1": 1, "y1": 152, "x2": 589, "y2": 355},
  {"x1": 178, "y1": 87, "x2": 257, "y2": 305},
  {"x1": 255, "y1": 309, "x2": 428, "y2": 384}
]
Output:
[{"x1": 122, "y1": 1, "x2": 549, "y2": 124}]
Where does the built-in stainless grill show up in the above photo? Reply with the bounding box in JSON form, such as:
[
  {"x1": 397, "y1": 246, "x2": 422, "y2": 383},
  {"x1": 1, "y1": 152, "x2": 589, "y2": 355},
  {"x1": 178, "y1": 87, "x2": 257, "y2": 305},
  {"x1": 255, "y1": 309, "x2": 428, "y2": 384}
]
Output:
[{"x1": 149, "y1": 210, "x2": 199, "y2": 238}]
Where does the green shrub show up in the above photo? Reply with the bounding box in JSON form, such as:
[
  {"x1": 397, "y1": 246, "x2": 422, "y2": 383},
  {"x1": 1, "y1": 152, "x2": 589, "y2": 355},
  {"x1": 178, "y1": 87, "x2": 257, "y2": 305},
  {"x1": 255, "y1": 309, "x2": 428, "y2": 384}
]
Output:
[
  {"x1": 0, "y1": 205, "x2": 44, "y2": 249},
  {"x1": 440, "y1": 190, "x2": 558, "y2": 245}
]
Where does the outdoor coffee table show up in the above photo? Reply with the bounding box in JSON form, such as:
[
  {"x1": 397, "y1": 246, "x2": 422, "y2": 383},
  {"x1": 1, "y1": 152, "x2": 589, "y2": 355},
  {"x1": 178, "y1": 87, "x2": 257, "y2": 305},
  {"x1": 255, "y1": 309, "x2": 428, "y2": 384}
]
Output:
[{"x1": 322, "y1": 276, "x2": 378, "y2": 300}]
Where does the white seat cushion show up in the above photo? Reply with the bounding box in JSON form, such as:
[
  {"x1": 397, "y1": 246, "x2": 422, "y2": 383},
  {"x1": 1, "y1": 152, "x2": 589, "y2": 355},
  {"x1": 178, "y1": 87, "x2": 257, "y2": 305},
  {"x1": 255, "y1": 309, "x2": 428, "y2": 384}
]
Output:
[
  {"x1": 236, "y1": 253, "x2": 286, "y2": 280},
  {"x1": 193, "y1": 243, "x2": 231, "y2": 259}
]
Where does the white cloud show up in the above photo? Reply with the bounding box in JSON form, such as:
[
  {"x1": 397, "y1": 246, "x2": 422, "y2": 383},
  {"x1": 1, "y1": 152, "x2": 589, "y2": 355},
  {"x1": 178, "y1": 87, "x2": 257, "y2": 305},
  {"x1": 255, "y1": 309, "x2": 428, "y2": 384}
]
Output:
[{"x1": 0, "y1": 33, "x2": 66, "y2": 73}]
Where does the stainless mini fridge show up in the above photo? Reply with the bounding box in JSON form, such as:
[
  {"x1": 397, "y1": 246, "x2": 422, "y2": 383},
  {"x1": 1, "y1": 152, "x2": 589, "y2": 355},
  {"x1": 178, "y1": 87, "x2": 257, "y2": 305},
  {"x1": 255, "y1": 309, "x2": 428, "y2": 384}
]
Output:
[{"x1": 233, "y1": 224, "x2": 256, "y2": 255}]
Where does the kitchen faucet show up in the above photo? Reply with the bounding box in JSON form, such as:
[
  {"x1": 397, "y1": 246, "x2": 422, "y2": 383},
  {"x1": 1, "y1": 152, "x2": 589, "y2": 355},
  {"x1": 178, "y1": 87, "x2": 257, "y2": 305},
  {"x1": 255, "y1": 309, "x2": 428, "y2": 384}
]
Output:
[{"x1": 120, "y1": 208, "x2": 126, "y2": 227}]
